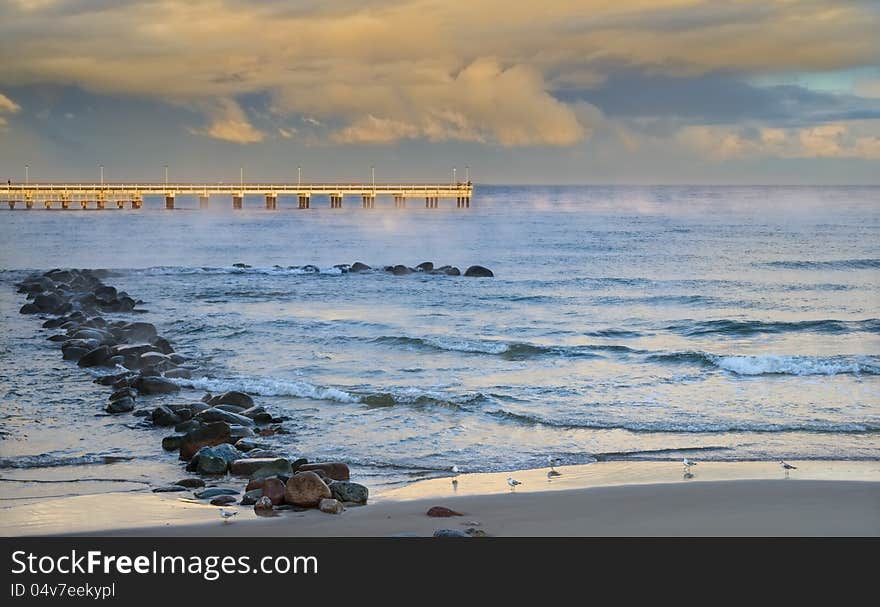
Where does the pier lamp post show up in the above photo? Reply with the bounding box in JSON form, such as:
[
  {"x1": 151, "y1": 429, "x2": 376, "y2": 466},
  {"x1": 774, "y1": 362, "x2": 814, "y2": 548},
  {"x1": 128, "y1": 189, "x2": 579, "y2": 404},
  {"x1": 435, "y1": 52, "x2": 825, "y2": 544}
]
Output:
[
  {"x1": 465, "y1": 165, "x2": 470, "y2": 183},
  {"x1": 100, "y1": 165, "x2": 104, "y2": 189},
  {"x1": 297, "y1": 166, "x2": 301, "y2": 188},
  {"x1": 371, "y1": 166, "x2": 375, "y2": 189},
  {"x1": 164, "y1": 165, "x2": 168, "y2": 188},
  {"x1": 25, "y1": 164, "x2": 29, "y2": 187},
  {"x1": 453, "y1": 167, "x2": 457, "y2": 184}
]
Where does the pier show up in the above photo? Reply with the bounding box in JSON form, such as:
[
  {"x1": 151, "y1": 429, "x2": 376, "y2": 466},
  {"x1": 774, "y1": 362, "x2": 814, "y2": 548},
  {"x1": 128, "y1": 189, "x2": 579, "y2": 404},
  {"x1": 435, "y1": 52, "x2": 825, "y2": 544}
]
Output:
[{"x1": 1, "y1": 181, "x2": 474, "y2": 210}]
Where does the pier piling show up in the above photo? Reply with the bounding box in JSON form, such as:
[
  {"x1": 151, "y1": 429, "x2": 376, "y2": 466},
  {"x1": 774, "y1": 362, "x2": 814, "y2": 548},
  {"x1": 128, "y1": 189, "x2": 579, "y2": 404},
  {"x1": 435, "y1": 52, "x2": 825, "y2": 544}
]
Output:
[
  {"x1": 199, "y1": 195, "x2": 209, "y2": 209},
  {"x1": 233, "y1": 195, "x2": 243, "y2": 210},
  {"x1": 265, "y1": 194, "x2": 277, "y2": 210},
  {"x1": 165, "y1": 195, "x2": 175, "y2": 210}
]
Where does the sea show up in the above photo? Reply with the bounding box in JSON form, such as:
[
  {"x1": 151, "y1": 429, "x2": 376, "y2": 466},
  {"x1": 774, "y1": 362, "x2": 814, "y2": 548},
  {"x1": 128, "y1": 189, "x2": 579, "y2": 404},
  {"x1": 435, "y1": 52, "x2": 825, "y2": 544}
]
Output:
[{"x1": 1, "y1": 185, "x2": 878, "y2": 501}]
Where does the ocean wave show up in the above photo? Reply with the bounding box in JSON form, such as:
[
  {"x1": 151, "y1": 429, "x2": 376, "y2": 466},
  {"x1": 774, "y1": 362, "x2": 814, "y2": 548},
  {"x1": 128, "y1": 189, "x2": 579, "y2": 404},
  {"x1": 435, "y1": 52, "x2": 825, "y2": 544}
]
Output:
[
  {"x1": 648, "y1": 351, "x2": 880, "y2": 376},
  {"x1": 0, "y1": 453, "x2": 134, "y2": 469},
  {"x1": 665, "y1": 318, "x2": 880, "y2": 337},
  {"x1": 122, "y1": 265, "x2": 346, "y2": 277},
  {"x1": 170, "y1": 375, "x2": 361, "y2": 404},
  {"x1": 371, "y1": 335, "x2": 614, "y2": 359},
  {"x1": 361, "y1": 388, "x2": 487, "y2": 410},
  {"x1": 762, "y1": 258, "x2": 880, "y2": 270},
  {"x1": 483, "y1": 408, "x2": 880, "y2": 433}
]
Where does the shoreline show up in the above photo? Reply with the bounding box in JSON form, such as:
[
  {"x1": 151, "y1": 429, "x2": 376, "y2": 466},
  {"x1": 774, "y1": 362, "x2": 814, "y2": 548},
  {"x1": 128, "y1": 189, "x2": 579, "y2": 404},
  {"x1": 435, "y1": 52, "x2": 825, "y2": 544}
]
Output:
[{"x1": 3, "y1": 460, "x2": 878, "y2": 537}]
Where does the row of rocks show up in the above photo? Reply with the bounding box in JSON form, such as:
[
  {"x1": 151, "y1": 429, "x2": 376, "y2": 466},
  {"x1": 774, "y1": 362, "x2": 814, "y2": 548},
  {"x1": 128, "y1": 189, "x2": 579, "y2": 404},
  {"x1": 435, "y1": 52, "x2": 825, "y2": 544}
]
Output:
[
  {"x1": 235, "y1": 261, "x2": 495, "y2": 277},
  {"x1": 15, "y1": 268, "x2": 372, "y2": 520}
]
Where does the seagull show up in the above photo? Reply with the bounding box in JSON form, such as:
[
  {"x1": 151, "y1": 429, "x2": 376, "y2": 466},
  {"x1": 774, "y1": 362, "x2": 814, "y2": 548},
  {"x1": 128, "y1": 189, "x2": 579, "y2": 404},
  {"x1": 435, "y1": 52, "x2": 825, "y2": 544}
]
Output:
[
  {"x1": 780, "y1": 461, "x2": 797, "y2": 476},
  {"x1": 547, "y1": 455, "x2": 562, "y2": 472},
  {"x1": 507, "y1": 476, "x2": 522, "y2": 491},
  {"x1": 451, "y1": 465, "x2": 460, "y2": 488},
  {"x1": 547, "y1": 470, "x2": 561, "y2": 479},
  {"x1": 219, "y1": 508, "x2": 238, "y2": 523},
  {"x1": 683, "y1": 471, "x2": 694, "y2": 480},
  {"x1": 683, "y1": 458, "x2": 697, "y2": 471}
]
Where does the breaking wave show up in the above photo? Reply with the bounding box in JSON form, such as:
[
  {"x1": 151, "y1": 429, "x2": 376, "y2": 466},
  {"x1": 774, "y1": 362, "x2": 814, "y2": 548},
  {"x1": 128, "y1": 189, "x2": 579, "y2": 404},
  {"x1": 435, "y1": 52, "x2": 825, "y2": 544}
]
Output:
[{"x1": 648, "y1": 351, "x2": 880, "y2": 376}]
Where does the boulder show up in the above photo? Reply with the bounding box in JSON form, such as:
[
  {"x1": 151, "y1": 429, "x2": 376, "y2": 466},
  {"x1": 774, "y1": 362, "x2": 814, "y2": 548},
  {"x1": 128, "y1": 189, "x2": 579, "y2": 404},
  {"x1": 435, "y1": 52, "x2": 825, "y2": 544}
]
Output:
[
  {"x1": 464, "y1": 265, "x2": 494, "y2": 277},
  {"x1": 121, "y1": 322, "x2": 158, "y2": 342},
  {"x1": 164, "y1": 368, "x2": 192, "y2": 379},
  {"x1": 179, "y1": 421, "x2": 232, "y2": 460},
  {"x1": 391, "y1": 264, "x2": 412, "y2": 276},
  {"x1": 162, "y1": 435, "x2": 186, "y2": 451},
  {"x1": 433, "y1": 529, "x2": 470, "y2": 538},
  {"x1": 284, "y1": 471, "x2": 331, "y2": 508},
  {"x1": 319, "y1": 498, "x2": 344, "y2": 514},
  {"x1": 329, "y1": 481, "x2": 369, "y2": 505},
  {"x1": 194, "y1": 487, "x2": 239, "y2": 499},
  {"x1": 174, "y1": 478, "x2": 206, "y2": 488},
  {"x1": 195, "y1": 444, "x2": 242, "y2": 475},
  {"x1": 298, "y1": 462, "x2": 350, "y2": 481},
  {"x1": 210, "y1": 495, "x2": 237, "y2": 506},
  {"x1": 208, "y1": 391, "x2": 254, "y2": 408},
  {"x1": 261, "y1": 477, "x2": 286, "y2": 505},
  {"x1": 240, "y1": 489, "x2": 263, "y2": 506},
  {"x1": 350, "y1": 262, "x2": 371, "y2": 272},
  {"x1": 230, "y1": 458, "x2": 291, "y2": 477},
  {"x1": 195, "y1": 407, "x2": 255, "y2": 427},
  {"x1": 254, "y1": 496, "x2": 275, "y2": 514},
  {"x1": 416, "y1": 261, "x2": 434, "y2": 272},
  {"x1": 135, "y1": 376, "x2": 180, "y2": 395},
  {"x1": 426, "y1": 506, "x2": 462, "y2": 517},
  {"x1": 152, "y1": 485, "x2": 188, "y2": 493},
  {"x1": 105, "y1": 396, "x2": 134, "y2": 414},
  {"x1": 77, "y1": 345, "x2": 112, "y2": 368},
  {"x1": 151, "y1": 405, "x2": 182, "y2": 427}
]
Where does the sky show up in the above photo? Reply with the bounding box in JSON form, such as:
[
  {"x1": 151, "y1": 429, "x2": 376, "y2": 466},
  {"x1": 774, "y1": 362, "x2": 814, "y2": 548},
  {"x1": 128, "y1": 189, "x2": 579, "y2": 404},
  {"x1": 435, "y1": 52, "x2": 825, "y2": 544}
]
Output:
[{"x1": 0, "y1": 0, "x2": 879, "y2": 184}]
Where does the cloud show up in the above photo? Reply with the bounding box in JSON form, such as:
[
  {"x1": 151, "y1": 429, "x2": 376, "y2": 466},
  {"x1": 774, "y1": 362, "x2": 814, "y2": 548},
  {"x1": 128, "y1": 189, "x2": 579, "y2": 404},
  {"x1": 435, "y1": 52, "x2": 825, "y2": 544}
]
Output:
[
  {"x1": 1, "y1": 1, "x2": 877, "y2": 148},
  {"x1": 0, "y1": 92, "x2": 21, "y2": 114},
  {"x1": 678, "y1": 122, "x2": 880, "y2": 159},
  {"x1": 190, "y1": 99, "x2": 265, "y2": 144}
]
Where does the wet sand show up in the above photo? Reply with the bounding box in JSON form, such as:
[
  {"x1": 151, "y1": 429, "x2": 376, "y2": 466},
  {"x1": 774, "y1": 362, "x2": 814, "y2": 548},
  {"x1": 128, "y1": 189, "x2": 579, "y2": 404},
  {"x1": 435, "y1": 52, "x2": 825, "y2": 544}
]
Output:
[{"x1": 2, "y1": 461, "x2": 878, "y2": 536}]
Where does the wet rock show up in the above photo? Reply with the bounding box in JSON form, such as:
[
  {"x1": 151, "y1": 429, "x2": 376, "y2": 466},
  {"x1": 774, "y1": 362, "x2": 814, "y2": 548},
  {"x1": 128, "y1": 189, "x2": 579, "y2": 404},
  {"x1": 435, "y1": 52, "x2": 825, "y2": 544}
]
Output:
[
  {"x1": 284, "y1": 471, "x2": 331, "y2": 508},
  {"x1": 140, "y1": 351, "x2": 169, "y2": 369},
  {"x1": 464, "y1": 265, "x2": 494, "y2": 277},
  {"x1": 434, "y1": 265, "x2": 461, "y2": 276},
  {"x1": 234, "y1": 438, "x2": 272, "y2": 452},
  {"x1": 260, "y1": 477, "x2": 286, "y2": 505},
  {"x1": 150, "y1": 336, "x2": 174, "y2": 355},
  {"x1": 254, "y1": 496, "x2": 275, "y2": 514},
  {"x1": 241, "y1": 405, "x2": 273, "y2": 423},
  {"x1": 135, "y1": 376, "x2": 180, "y2": 395},
  {"x1": 230, "y1": 458, "x2": 290, "y2": 477},
  {"x1": 291, "y1": 458, "x2": 308, "y2": 473},
  {"x1": 109, "y1": 387, "x2": 137, "y2": 402},
  {"x1": 120, "y1": 322, "x2": 158, "y2": 342},
  {"x1": 179, "y1": 421, "x2": 232, "y2": 460},
  {"x1": 195, "y1": 407, "x2": 255, "y2": 427},
  {"x1": 19, "y1": 303, "x2": 40, "y2": 314},
  {"x1": 33, "y1": 292, "x2": 65, "y2": 313},
  {"x1": 244, "y1": 449, "x2": 284, "y2": 459},
  {"x1": 152, "y1": 485, "x2": 188, "y2": 493},
  {"x1": 241, "y1": 489, "x2": 264, "y2": 505},
  {"x1": 298, "y1": 462, "x2": 350, "y2": 481},
  {"x1": 426, "y1": 506, "x2": 462, "y2": 518},
  {"x1": 62, "y1": 346, "x2": 89, "y2": 361},
  {"x1": 105, "y1": 396, "x2": 135, "y2": 414},
  {"x1": 195, "y1": 444, "x2": 242, "y2": 474},
  {"x1": 174, "y1": 419, "x2": 202, "y2": 434},
  {"x1": 319, "y1": 498, "x2": 344, "y2": 514},
  {"x1": 229, "y1": 425, "x2": 256, "y2": 440},
  {"x1": 77, "y1": 345, "x2": 112, "y2": 368},
  {"x1": 162, "y1": 435, "x2": 186, "y2": 451},
  {"x1": 208, "y1": 391, "x2": 254, "y2": 409},
  {"x1": 329, "y1": 481, "x2": 369, "y2": 505},
  {"x1": 174, "y1": 478, "x2": 206, "y2": 488},
  {"x1": 391, "y1": 264, "x2": 412, "y2": 276},
  {"x1": 433, "y1": 529, "x2": 470, "y2": 538},
  {"x1": 465, "y1": 528, "x2": 488, "y2": 537},
  {"x1": 114, "y1": 343, "x2": 157, "y2": 358},
  {"x1": 210, "y1": 495, "x2": 237, "y2": 506},
  {"x1": 350, "y1": 262, "x2": 371, "y2": 272},
  {"x1": 416, "y1": 261, "x2": 434, "y2": 272},
  {"x1": 152, "y1": 405, "x2": 182, "y2": 427},
  {"x1": 194, "y1": 487, "x2": 239, "y2": 499},
  {"x1": 164, "y1": 368, "x2": 192, "y2": 379}
]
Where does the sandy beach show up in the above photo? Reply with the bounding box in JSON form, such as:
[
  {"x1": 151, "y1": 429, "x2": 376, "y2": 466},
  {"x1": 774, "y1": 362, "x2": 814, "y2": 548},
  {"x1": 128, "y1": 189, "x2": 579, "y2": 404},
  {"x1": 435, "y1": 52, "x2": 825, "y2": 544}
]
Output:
[{"x1": 3, "y1": 461, "x2": 877, "y2": 537}]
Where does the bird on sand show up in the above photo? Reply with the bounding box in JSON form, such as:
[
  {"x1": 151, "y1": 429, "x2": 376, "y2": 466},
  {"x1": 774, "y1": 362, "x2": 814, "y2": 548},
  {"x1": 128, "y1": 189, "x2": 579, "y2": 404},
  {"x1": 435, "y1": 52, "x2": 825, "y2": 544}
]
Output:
[
  {"x1": 451, "y1": 465, "x2": 460, "y2": 488},
  {"x1": 780, "y1": 461, "x2": 797, "y2": 476},
  {"x1": 507, "y1": 477, "x2": 522, "y2": 491},
  {"x1": 219, "y1": 508, "x2": 238, "y2": 523},
  {"x1": 547, "y1": 470, "x2": 561, "y2": 479},
  {"x1": 683, "y1": 458, "x2": 697, "y2": 471}
]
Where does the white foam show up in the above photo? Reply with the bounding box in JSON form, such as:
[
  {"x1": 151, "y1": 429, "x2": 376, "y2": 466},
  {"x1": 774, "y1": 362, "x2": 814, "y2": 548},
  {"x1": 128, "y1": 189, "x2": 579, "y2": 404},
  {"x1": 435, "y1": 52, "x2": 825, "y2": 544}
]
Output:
[
  {"x1": 709, "y1": 354, "x2": 879, "y2": 376},
  {"x1": 169, "y1": 375, "x2": 360, "y2": 404}
]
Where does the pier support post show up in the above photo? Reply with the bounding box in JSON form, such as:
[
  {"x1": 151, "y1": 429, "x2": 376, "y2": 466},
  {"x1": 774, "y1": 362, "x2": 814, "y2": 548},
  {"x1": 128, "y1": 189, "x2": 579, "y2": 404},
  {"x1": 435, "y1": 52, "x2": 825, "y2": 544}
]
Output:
[
  {"x1": 330, "y1": 194, "x2": 342, "y2": 209},
  {"x1": 297, "y1": 195, "x2": 310, "y2": 209},
  {"x1": 131, "y1": 195, "x2": 142, "y2": 209},
  {"x1": 116, "y1": 200, "x2": 124, "y2": 209},
  {"x1": 81, "y1": 200, "x2": 88, "y2": 210},
  {"x1": 165, "y1": 195, "x2": 175, "y2": 210},
  {"x1": 466, "y1": 197, "x2": 470, "y2": 208},
  {"x1": 96, "y1": 195, "x2": 105, "y2": 210},
  {"x1": 199, "y1": 195, "x2": 209, "y2": 209},
  {"x1": 44, "y1": 200, "x2": 52, "y2": 209},
  {"x1": 362, "y1": 195, "x2": 375, "y2": 209},
  {"x1": 61, "y1": 195, "x2": 70, "y2": 210},
  {"x1": 25, "y1": 196, "x2": 33, "y2": 209},
  {"x1": 265, "y1": 194, "x2": 277, "y2": 210},
  {"x1": 7, "y1": 201, "x2": 14, "y2": 209},
  {"x1": 233, "y1": 195, "x2": 243, "y2": 209}
]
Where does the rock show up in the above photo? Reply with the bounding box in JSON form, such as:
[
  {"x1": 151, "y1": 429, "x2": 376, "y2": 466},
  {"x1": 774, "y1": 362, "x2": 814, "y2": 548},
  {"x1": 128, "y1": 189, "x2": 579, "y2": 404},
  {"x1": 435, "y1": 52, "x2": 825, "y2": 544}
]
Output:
[
  {"x1": 284, "y1": 471, "x2": 331, "y2": 507},
  {"x1": 329, "y1": 481, "x2": 369, "y2": 505},
  {"x1": 179, "y1": 421, "x2": 232, "y2": 460},
  {"x1": 433, "y1": 529, "x2": 470, "y2": 538},
  {"x1": 210, "y1": 495, "x2": 237, "y2": 506},
  {"x1": 151, "y1": 405, "x2": 182, "y2": 427},
  {"x1": 109, "y1": 387, "x2": 137, "y2": 402},
  {"x1": 426, "y1": 506, "x2": 462, "y2": 517},
  {"x1": 290, "y1": 457, "x2": 308, "y2": 473},
  {"x1": 319, "y1": 498, "x2": 344, "y2": 514},
  {"x1": 241, "y1": 405, "x2": 273, "y2": 424},
  {"x1": 254, "y1": 496, "x2": 274, "y2": 514},
  {"x1": 62, "y1": 346, "x2": 90, "y2": 361},
  {"x1": 150, "y1": 336, "x2": 174, "y2": 355},
  {"x1": 120, "y1": 322, "x2": 158, "y2": 342},
  {"x1": 135, "y1": 376, "x2": 180, "y2": 395},
  {"x1": 77, "y1": 345, "x2": 112, "y2": 368},
  {"x1": 19, "y1": 303, "x2": 40, "y2": 314},
  {"x1": 298, "y1": 462, "x2": 350, "y2": 481},
  {"x1": 208, "y1": 391, "x2": 254, "y2": 408},
  {"x1": 416, "y1": 261, "x2": 434, "y2": 272},
  {"x1": 105, "y1": 396, "x2": 134, "y2": 414},
  {"x1": 174, "y1": 478, "x2": 205, "y2": 488},
  {"x1": 195, "y1": 444, "x2": 242, "y2": 474},
  {"x1": 140, "y1": 351, "x2": 169, "y2": 368},
  {"x1": 391, "y1": 264, "x2": 412, "y2": 276},
  {"x1": 195, "y1": 407, "x2": 255, "y2": 427},
  {"x1": 230, "y1": 458, "x2": 291, "y2": 477},
  {"x1": 240, "y1": 489, "x2": 264, "y2": 505},
  {"x1": 229, "y1": 425, "x2": 256, "y2": 440},
  {"x1": 350, "y1": 262, "x2": 371, "y2": 272},
  {"x1": 465, "y1": 528, "x2": 488, "y2": 537},
  {"x1": 464, "y1": 265, "x2": 494, "y2": 277},
  {"x1": 261, "y1": 477, "x2": 286, "y2": 505},
  {"x1": 194, "y1": 487, "x2": 239, "y2": 499},
  {"x1": 161, "y1": 435, "x2": 185, "y2": 451},
  {"x1": 114, "y1": 343, "x2": 157, "y2": 358},
  {"x1": 234, "y1": 438, "x2": 271, "y2": 452},
  {"x1": 152, "y1": 485, "x2": 188, "y2": 493}
]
